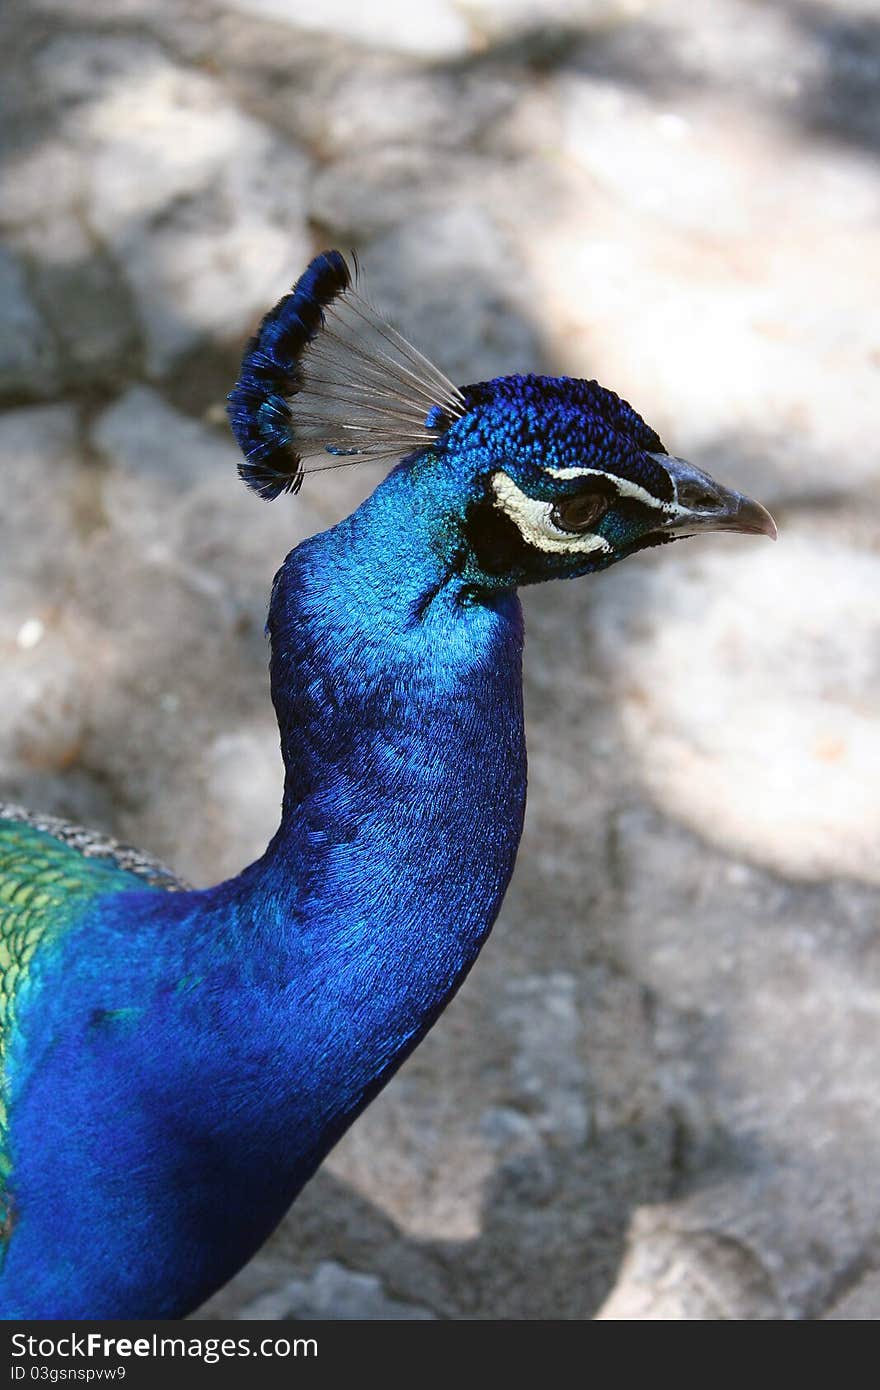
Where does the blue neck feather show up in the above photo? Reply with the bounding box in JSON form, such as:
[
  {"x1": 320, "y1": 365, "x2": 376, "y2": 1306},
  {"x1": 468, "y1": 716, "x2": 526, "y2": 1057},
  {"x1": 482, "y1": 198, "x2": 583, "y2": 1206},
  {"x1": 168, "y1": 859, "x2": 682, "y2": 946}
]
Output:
[{"x1": 4, "y1": 461, "x2": 526, "y2": 1317}]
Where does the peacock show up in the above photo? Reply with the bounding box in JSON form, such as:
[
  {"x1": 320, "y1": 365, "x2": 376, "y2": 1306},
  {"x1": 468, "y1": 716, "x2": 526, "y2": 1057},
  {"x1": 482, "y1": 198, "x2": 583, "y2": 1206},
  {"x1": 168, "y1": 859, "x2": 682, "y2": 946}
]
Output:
[{"x1": 0, "y1": 251, "x2": 776, "y2": 1319}]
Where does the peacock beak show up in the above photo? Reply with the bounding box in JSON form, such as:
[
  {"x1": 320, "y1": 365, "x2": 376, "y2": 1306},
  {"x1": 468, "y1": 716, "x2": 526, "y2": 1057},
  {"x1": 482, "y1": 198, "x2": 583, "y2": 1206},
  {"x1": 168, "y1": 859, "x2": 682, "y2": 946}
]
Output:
[{"x1": 649, "y1": 454, "x2": 778, "y2": 541}]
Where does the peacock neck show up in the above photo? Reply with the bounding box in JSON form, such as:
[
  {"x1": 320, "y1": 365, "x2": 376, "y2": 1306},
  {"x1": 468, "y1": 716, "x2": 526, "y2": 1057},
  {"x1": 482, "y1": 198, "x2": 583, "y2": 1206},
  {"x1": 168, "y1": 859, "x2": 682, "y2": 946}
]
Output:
[
  {"x1": 4, "y1": 465, "x2": 529, "y2": 1317},
  {"x1": 218, "y1": 462, "x2": 528, "y2": 1144}
]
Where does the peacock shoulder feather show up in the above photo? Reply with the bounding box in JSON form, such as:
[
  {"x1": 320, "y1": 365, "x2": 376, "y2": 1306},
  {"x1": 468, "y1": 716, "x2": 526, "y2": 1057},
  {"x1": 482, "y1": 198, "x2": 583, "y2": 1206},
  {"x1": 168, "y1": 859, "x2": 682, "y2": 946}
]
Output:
[{"x1": 0, "y1": 804, "x2": 182, "y2": 1255}]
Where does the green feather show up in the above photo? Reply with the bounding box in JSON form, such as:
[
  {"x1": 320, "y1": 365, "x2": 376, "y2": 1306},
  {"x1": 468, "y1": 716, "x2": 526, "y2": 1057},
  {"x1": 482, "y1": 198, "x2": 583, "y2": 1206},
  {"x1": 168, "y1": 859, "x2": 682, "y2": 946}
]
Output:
[{"x1": 0, "y1": 810, "x2": 180, "y2": 1255}]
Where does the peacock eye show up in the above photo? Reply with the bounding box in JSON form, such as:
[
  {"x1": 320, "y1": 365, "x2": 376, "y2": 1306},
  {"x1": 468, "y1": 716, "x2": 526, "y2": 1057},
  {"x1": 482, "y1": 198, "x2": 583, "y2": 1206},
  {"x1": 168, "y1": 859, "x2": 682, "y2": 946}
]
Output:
[{"x1": 550, "y1": 492, "x2": 609, "y2": 533}]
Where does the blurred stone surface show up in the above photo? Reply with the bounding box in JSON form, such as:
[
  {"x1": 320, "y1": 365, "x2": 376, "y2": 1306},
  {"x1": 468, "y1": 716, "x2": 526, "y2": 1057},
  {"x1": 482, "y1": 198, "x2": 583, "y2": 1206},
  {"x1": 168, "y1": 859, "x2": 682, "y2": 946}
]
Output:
[
  {"x1": 220, "y1": 1260, "x2": 436, "y2": 1320},
  {"x1": 33, "y1": 33, "x2": 313, "y2": 375},
  {"x1": 0, "y1": 250, "x2": 57, "y2": 399},
  {"x1": 221, "y1": 0, "x2": 472, "y2": 58},
  {"x1": 2, "y1": 0, "x2": 879, "y2": 1321},
  {"x1": 590, "y1": 526, "x2": 880, "y2": 885}
]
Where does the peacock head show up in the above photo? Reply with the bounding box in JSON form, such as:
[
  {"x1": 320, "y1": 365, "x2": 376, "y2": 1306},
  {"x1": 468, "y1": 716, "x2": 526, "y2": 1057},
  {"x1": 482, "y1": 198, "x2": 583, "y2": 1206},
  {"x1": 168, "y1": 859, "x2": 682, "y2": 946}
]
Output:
[
  {"x1": 228, "y1": 250, "x2": 776, "y2": 593},
  {"x1": 432, "y1": 373, "x2": 775, "y2": 591}
]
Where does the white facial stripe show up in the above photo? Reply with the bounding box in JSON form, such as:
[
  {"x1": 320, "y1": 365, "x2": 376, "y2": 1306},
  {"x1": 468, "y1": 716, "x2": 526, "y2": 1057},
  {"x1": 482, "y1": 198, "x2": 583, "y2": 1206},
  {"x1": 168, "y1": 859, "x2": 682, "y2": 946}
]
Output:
[
  {"x1": 542, "y1": 465, "x2": 681, "y2": 518},
  {"x1": 491, "y1": 472, "x2": 612, "y2": 556}
]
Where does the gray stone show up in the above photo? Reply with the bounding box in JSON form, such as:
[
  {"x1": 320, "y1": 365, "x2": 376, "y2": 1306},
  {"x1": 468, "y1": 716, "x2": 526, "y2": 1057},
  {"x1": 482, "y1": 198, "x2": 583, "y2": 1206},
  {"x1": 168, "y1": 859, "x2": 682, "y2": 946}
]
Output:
[
  {"x1": 0, "y1": 404, "x2": 81, "y2": 606},
  {"x1": 224, "y1": 1260, "x2": 436, "y2": 1320},
  {"x1": 91, "y1": 385, "x2": 342, "y2": 602},
  {"x1": 588, "y1": 520, "x2": 880, "y2": 886},
  {"x1": 310, "y1": 146, "x2": 480, "y2": 240},
  {"x1": 597, "y1": 1210, "x2": 784, "y2": 1320},
  {"x1": 824, "y1": 1269, "x2": 880, "y2": 1321},
  {"x1": 33, "y1": 35, "x2": 312, "y2": 375},
  {"x1": 498, "y1": 973, "x2": 590, "y2": 1144},
  {"x1": 312, "y1": 154, "x2": 544, "y2": 381},
  {"x1": 29, "y1": 0, "x2": 178, "y2": 16},
  {"x1": 0, "y1": 141, "x2": 82, "y2": 229},
  {"x1": 594, "y1": 807, "x2": 880, "y2": 1319},
  {"x1": 361, "y1": 205, "x2": 541, "y2": 383},
  {"x1": 0, "y1": 250, "x2": 57, "y2": 398},
  {"x1": 218, "y1": 0, "x2": 472, "y2": 58},
  {"x1": 314, "y1": 64, "x2": 517, "y2": 156},
  {"x1": 13, "y1": 217, "x2": 139, "y2": 388},
  {"x1": 0, "y1": 405, "x2": 91, "y2": 809}
]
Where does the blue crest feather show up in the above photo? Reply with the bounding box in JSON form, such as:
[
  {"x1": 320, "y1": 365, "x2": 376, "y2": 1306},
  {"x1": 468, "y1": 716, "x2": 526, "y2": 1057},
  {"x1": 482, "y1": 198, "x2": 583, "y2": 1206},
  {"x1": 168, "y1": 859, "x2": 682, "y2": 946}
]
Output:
[
  {"x1": 228, "y1": 251, "x2": 352, "y2": 500},
  {"x1": 228, "y1": 250, "x2": 464, "y2": 500}
]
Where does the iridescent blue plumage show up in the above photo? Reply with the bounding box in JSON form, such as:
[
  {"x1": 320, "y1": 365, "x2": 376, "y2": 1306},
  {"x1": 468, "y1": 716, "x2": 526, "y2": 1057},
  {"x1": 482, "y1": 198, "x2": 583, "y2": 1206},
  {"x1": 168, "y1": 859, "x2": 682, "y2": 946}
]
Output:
[
  {"x1": 455, "y1": 373, "x2": 668, "y2": 485},
  {"x1": 0, "y1": 251, "x2": 775, "y2": 1318},
  {"x1": 227, "y1": 249, "x2": 353, "y2": 497}
]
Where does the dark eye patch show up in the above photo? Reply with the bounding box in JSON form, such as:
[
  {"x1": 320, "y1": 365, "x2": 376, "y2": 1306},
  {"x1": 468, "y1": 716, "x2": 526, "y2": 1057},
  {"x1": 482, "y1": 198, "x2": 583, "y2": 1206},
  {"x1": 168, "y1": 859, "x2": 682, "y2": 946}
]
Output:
[
  {"x1": 612, "y1": 495, "x2": 662, "y2": 525},
  {"x1": 464, "y1": 497, "x2": 549, "y2": 580}
]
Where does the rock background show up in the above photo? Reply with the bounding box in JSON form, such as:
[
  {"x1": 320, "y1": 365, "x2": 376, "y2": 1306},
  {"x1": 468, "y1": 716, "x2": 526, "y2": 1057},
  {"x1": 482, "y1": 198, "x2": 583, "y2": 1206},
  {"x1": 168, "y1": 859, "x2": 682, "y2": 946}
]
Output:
[{"x1": 2, "y1": 0, "x2": 879, "y2": 1319}]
